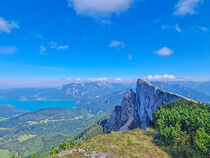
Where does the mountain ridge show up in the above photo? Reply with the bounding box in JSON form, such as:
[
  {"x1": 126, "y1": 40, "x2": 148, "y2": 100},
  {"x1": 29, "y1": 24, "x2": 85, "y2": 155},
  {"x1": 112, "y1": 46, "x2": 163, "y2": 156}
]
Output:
[{"x1": 104, "y1": 79, "x2": 197, "y2": 132}]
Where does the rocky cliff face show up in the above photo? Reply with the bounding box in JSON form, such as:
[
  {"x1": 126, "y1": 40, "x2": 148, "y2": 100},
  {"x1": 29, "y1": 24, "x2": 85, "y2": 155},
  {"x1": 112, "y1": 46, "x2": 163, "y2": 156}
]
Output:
[
  {"x1": 104, "y1": 79, "x2": 188, "y2": 133},
  {"x1": 103, "y1": 89, "x2": 136, "y2": 133},
  {"x1": 136, "y1": 79, "x2": 183, "y2": 129}
]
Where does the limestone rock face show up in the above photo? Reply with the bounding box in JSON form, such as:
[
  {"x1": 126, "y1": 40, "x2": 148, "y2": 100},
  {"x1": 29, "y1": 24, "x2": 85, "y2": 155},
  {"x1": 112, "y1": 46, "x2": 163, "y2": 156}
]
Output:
[
  {"x1": 136, "y1": 79, "x2": 182, "y2": 129},
  {"x1": 104, "y1": 79, "x2": 186, "y2": 133},
  {"x1": 103, "y1": 89, "x2": 136, "y2": 133}
]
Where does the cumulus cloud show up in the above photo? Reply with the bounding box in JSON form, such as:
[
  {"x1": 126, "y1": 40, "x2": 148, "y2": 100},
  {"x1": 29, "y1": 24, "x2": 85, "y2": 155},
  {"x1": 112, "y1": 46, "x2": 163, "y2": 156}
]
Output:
[
  {"x1": 174, "y1": 0, "x2": 203, "y2": 16},
  {"x1": 0, "y1": 46, "x2": 17, "y2": 55},
  {"x1": 67, "y1": 0, "x2": 134, "y2": 17},
  {"x1": 145, "y1": 74, "x2": 176, "y2": 81},
  {"x1": 0, "y1": 17, "x2": 19, "y2": 34},
  {"x1": 109, "y1": 40, "x2": 125, "y2": 48},
  {"x1": 154, "y1": 47, "x2": 174, "y2": 56}
]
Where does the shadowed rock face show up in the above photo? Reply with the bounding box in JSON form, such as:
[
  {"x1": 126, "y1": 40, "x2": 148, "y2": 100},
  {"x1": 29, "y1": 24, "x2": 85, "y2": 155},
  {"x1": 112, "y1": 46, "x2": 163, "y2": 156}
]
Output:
[
  {"x1": 104, "y1": 79, "x2": 186, "y2": 133},
  {"x1": 103, "y1": 89, "x2": 136, "y2": 133}
]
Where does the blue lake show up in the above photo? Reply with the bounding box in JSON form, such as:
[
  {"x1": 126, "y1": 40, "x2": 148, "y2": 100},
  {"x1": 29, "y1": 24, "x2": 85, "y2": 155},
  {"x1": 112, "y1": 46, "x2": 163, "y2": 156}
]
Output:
[{"x1": 0, "y1": 98, "x2": 76, "y2": 112}]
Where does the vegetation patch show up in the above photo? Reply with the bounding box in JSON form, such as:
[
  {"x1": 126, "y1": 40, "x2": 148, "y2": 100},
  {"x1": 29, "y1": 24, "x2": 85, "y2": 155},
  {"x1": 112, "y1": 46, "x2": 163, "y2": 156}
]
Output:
[
  {"x1": 0, "y1": 117, "x2": 7, "y2": 121},
  {"x1": 0, "y1": 127, "x2": 9, "y2": 131},
  {"x1": 18, "y1": 134, "x2": 37, "y2": 142},
  {"x1": 0, "y1": 149, "x2": 10, "y2": 158},
  {"x1": 54, "y1": 129, "x2": 171, "y2": 158},
  {"x1": 153, "y1": 100, "x2": 210, "y2": 158}
]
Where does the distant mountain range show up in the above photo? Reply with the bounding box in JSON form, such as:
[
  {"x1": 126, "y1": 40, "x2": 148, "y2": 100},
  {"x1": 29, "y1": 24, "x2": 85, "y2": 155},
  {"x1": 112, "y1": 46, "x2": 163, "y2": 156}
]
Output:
[
  {"x1": 151, "y1": 82, "x2": 210, "y2": 103},
  {"x1": 168, "y1": 81, "x2": 210, "y2": 96},
  {"x1": 0, "y1": 82, "x2": 135, "y2": 101},
  {"x1": 0, "y1": 81, "x2": 210, "y2": 157}
]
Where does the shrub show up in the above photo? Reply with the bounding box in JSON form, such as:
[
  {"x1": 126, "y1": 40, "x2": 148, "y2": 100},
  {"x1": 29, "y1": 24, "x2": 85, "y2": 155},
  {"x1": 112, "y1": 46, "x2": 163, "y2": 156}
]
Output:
[{"x1": 153, "y1": 100, "x2": 210, "y2": 157}]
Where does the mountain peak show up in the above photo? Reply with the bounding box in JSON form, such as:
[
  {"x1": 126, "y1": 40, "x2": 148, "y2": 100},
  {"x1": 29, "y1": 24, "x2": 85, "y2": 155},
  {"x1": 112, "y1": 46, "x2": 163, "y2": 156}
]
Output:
[{"x1": 104, "y1": 79, "x2": 195, "y2": 132}]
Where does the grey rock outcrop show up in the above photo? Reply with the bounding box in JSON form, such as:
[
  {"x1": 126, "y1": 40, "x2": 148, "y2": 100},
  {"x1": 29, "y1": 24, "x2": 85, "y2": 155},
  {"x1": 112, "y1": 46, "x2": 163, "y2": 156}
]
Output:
[
  {"x1": 136, "y1": 79, "x2": 183, "y2": 129},
  {"x1": 104, "y1": 79, "x2": 191, "y2": 133},
  {"x1": 104, "y1": 89, "x2": 136, "y2": 133}
]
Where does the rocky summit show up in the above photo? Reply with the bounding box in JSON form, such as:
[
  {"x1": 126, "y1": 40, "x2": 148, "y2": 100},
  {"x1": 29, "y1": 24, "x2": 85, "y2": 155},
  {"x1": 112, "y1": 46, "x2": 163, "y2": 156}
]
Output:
[{"x1": 104, "y1": 79, "x2": 193, "y2": 133}]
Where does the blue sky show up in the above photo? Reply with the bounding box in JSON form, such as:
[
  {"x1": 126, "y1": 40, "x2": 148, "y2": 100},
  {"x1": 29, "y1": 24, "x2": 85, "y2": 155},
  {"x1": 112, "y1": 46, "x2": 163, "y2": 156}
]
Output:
[{"x1": 0, "y1": 0, "x2": 210, "y2": 86}]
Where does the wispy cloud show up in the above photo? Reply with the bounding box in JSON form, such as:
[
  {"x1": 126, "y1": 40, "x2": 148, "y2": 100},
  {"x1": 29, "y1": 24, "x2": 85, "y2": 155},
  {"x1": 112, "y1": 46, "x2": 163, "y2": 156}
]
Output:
[
  {"x1": 175, "y1": 24, "x2": 182, "y2": 32},
  {"x1": 109, "y1": 40, "x2": 125, "y2": 48},
  {"x1": 30, "y1": 32, "x2": 44, "y2": 40},
  {"x1": 161, "y1": 24, "x2": 182, "y2": 33},
  {"x1": 49, "y1": 41, "x2": 69, "y2": 50},
  {"x1": 25, "y1": 64, "x2": 67, "y2": 71},
  {"x1": 0, "y1": 46, "x2": 17, "y2": 55},
  {"x1": 0, "y1": 63, "x2": 67, "y2": 72},
  {"x1": 40, "y1": 46, "x2": 46, "y2": 55},
  {"x1": 128, "y1": 54, "x2": 132, "y2": 60},
  {"x1": 154, "y1": 47, "x2": 174, "y2": 56},
  {"x1": 144, "y1": 75, "x2": 210, "y2": 82},
  {"x1": 40, "y1": 42, "x2": 69, "y2": 55},
  {"x1": 57, "y1": 45, "x2": 69, "y2": 50},
  {"x1": 67, "y1": 0, "x2": 134, "y2": 18},
  {"x1": 174, "y1": 0, "x2": 203, "y2": 16},
  {"x1": 0, "y1": 17, "x2": 19, "y2": 34},
  {"x1": 193, "y1": 25, "x2": 208, "y2": 31},
  {"x1": 87, "y1": 77, "x2": 108, "y2": 81}
]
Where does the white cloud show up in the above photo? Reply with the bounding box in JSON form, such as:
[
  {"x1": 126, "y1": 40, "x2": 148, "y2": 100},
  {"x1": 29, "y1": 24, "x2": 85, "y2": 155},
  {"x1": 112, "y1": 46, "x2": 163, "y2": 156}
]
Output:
[
  {"x1": 128, "y1": 54, "x2": 132, "y2": 60},
  {"x1": 196, "y1": 26, "x2": 208, "y2": 31},
  {"x1": 0, "y1": 46, "x2": 17, "y2": 55},
  {"x1": 114, "y1": 78, "x2": 122, "y2": 81},
  {"x1": 175, "y1": 24, "x2": 182, "y2": 32},
  {"x1": 57, "y1": 45, "x2": 69, "y2": 50},
  {"x1": 67, "y1": 0, "x2": 133, "y2": 17},
  {"x1": 50, "y1": 41, "x2": 69, "y2": 50},
  {"x1": 145, "y1": 74, "x2": 176, "y2": 81},
  {"x1": 99, "y1": 19, "x2": 112, "y2": 24},
  {"x1": 174, "y1": 0, "x2": 203, "y2": 16},
  {"x1": 40, "y1": 46, "x2": 46, "y2": 55},
  {"x1": 154, "y1": 47, "x2": 174, "y2": 56},
  {"x1": 161, "y1": 24, "x2": 182, "y2": 33},
  {"x1": 88, "y1": 77, "x2": 108, "y2": 81},
  {"x1": 50, "y1": 41, "x2": 57, "y2": 49},
  {"x1": 76, "y1": 78, "x2": 81, "y2": 81},
  {"x1": 0, "y1": 17, "x2": 19, "y2": 34},
  {"x1": 109, "y1": 40, "x2": 125, "y2": 48},
  {"x1": 31, "y1": 32, "x2": 44, "y2": 40}
]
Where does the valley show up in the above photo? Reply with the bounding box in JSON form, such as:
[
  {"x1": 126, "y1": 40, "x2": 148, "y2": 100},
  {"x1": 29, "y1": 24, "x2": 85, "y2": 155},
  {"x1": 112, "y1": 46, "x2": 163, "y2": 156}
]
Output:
[{"x1": 0, "y1": 81, "x2": 209, "y2": 157}]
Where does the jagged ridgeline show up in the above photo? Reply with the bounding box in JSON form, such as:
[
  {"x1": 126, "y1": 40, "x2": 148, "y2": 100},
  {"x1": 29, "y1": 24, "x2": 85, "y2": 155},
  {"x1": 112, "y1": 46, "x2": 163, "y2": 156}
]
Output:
[{"x1": 104, "y1": 79, "x2": 198, "y2": 133}]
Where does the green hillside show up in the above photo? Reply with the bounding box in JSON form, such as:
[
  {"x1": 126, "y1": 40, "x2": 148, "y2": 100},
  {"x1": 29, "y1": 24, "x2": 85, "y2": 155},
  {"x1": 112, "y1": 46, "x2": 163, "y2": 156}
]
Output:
[
  {"x1": 0, "y1": 108, "x2": 102, "y2": 157},
  {"x1": 51, "y1": 100, "x2": 209, "y2": 158},
  {"x1": 54, "y1": 128, "x2": 171, "y2": 158}
]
